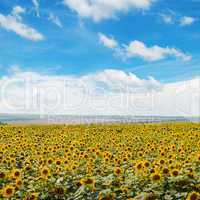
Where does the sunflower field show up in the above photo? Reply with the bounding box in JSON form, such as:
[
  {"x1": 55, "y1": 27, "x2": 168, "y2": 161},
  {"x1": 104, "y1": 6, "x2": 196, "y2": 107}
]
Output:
[{"x1": 0, "y1": 123, "x2": 199, "y2": 200}]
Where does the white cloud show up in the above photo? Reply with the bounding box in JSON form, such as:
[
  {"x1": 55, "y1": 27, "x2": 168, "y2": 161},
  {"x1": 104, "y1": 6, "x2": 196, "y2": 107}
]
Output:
[
  {"x1": 98, "y1": 33, "x2": 191, "y2": 61},
  {"x1": 0, "y1": 67, "x2": 199, "y2": 117},
  {"x1": 32, "y1": 0, "x2": 40, "y2": 17},
  {"x1": 154, "y1": 78, "x2": 200, "y2": 117},
  {"x1": 180, "y1": 16, "x2": 195, "y2": 26},
  {"x1": 124, "y1": 40, "x2": 191, "y2": 61},
  {"x1": 63, "y1": 0, "x2": 154, "y2": 21},
  {"x1": 160, "y1": 13, "x2": 196, "y2": 27},
  {"x1": 99, "y1": 33, "x2": 118, "y2": 49},
  {"x1": 48, "y1": 13, "x2": 63, "y2": 28},
  {"x1": 83, "y1": 69, "x2": 162, "y2": 92},
  {"x1": 0, "y1": 6, "x2": 44, "y2": 41},
  {"x1": 161, "y1": 14, "x2": 173, "y2": 24},
  {"x1": 11, "y1": 6, "x2": 25, "y2": 20}
]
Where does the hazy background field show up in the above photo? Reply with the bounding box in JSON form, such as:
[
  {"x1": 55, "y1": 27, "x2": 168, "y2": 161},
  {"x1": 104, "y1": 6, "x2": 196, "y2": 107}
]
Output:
[{"x1": 0, "y1": 114, "x2": 199, "y2": 124}]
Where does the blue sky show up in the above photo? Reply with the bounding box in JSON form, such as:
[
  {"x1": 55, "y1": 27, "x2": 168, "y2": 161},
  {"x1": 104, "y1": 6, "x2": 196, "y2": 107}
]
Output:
[
  {"x1": 0, "y1": 0, "x2": 200, "y2": 116},
  {"x1": 0, "y1": 0, "x2": 200, "y2": 82}
]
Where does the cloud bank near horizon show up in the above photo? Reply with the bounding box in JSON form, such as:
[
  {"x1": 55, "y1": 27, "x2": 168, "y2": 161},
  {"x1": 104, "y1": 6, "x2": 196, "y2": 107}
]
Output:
[{"x1": 0, "y1": 67, "x2": 199, "y2": 117}]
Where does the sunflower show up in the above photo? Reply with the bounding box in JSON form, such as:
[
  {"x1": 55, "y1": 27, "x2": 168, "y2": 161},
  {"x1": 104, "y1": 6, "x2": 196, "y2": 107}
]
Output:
[
  {"x1": 114, "y1": 167, "x2": 122, "y2": 176},
  {"x1": 30, "y1": 192, "x2": 39, "y2": 200},
  {"x1": 25, "y1": 165, "x2": 32, "y2": 171},
  {"x1": 0, "y1": 171, "x2": 6, "y2": 179},
  {"x1": 11, "y1": 169, "x2": 21, "y2": 179},
  {"x1": 136, "y1": 162, "x2": 143, "y2": 171},
  {"x1": 55, "y1": 159, "x2": 62, "y2": 166},
  {"x1": 2, "y1": 185, "x2": 15, "y2": 198},
  {"x1": 80, "y1": 177, "x2": 95, "y2": 185},
  {"x1": 171, "y1": 169, "x2": 179, "y2": 177},
  {"x1": 144, "y1": 161, "x2": 150, "y2": 168},
  {"x1": 186, "y1": 191, "x2": 200, "y2": 200},
  {"x1": 40, "y1": 166, "x2": 51, "y2": 179},
  {"x1": 162, "y1": 167, "x2": 170, "y2": 176},
  {"x1": 15, "y1": 178, "x2": 23, "y2": 188},
  {"x1": 47, "y1": 158, "x2": 53, "y2": 165},
  {"x1": 98, "y1": 191, "x2": 116, "y2": 200},
  {"x1": 151, "y1": 172, "x2": 162, "y2": 182}
]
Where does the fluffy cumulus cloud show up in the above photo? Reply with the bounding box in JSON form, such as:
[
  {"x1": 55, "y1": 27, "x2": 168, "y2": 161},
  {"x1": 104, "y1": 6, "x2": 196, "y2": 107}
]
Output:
[
  {"x1": 83, "y1": 69, "x2": 162, "y2": 93},
  {"x1": 63, "y1": 0, "x2": 154, "y2": 21},
  {"x1": 0, "y1": 67, "x2": 199, "y2": 116},
  {"x1": 99, "y1": 33, "x2": 118, "y2": 49},
  {"x1": 180, "y1": 16, "x2": 195, "y2": 26},
  {"x1": 124, "y1": 40, "x2": 191, "y2": 61},
  {"x1": 98, "y1": 33, "x2": 191, "y2": 61},
  {"x1": 0, "y1": 6, "x2": 44, "y2": 41}
]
